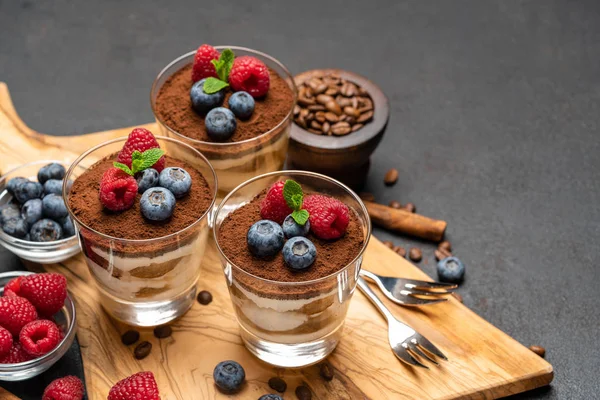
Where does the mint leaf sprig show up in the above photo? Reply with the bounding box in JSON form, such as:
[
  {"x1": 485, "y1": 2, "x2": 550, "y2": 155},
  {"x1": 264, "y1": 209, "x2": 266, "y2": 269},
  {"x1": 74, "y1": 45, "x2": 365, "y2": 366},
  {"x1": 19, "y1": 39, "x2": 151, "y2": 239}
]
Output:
[
  {"x1": 114, "y1": 148, "x2": 164, "y2": 176},
  {"x1": 283, "y1": 179, "x2": 309, "y2": 225},
  {"x1": 203, "y1": 49, "x2": 235, "y2": 94}
]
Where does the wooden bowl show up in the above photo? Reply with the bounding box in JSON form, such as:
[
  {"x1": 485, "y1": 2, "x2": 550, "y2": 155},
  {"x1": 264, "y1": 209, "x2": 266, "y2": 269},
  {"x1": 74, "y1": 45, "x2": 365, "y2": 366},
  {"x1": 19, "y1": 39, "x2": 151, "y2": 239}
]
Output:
[{"x1": 288, "y1": 69, "x2": 389, "y2": 189}]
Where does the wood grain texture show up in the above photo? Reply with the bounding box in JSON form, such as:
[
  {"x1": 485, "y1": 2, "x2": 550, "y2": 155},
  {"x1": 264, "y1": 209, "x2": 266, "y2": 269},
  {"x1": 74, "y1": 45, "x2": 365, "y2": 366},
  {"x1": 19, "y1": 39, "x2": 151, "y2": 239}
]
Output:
[{"x1": 0, "y1": 83, "x2": 553, "y2": 399}]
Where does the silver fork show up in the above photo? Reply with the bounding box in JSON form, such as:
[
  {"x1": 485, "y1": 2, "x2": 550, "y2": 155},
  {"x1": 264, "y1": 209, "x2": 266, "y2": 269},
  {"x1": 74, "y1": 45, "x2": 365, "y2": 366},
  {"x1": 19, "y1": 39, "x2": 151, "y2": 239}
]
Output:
[
  {"x1": 357, "y1": 277, "x2": 448, "y2": 368},
  {"x1": 360, "y1": 269, "x2": 457, "y2": 306}
]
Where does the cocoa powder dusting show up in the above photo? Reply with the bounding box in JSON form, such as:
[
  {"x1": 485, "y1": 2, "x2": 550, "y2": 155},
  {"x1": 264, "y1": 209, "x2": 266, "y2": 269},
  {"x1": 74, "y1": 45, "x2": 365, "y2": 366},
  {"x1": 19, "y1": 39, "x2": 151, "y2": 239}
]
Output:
[
  {"x1": 155, "y1": 64, "x2": 295, "y2": 143},
  {"x1": 218, "y1": 192, "x2": 364, "y2": 283},
  {"x1": 68, "y1": 155, "x2": 213, "y2": 240}
]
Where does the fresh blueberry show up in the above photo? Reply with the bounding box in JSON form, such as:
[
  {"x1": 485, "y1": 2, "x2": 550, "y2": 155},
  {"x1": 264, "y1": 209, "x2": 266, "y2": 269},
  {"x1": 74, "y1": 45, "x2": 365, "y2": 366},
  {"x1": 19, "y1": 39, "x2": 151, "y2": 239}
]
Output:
[
  {"x1": 258, "y1": 395, "x2": 283, "y2": 400},
  {"x1": 282, "y1": 214, "x2": 310, "y2": 238},
  {"x1": 205, "y1": 107, "x2": 236, "y2": 141},
  {"x1": 43, "y1": 179, "x2": 63, "y2": 195},
  {"x1": 228, "y1": 91, "x2": 255, "y2": 120},
  {"x1": 21, "y1": 199, "x2": 43, "y2": 225},
  {"x1": 158, "y1": 167, "x2": 192, "y2": 198},
  {"x1": 135, "y1": 168, "x2": 159, "y2": 194},
  {"x1": 0, "y1": 203, "x2": 21, "y2": 224},
  {"x1": 213, "y1": 360, "x2": 245, "y2": 394},
  {"x1": 190, "y1": 79, "x2": 225, "y2": 114},
  {"x1": 140, "y1": 187, "x2": 176, "y2": 221},
  {"x1": 59, "y1": 216, "x2": 75, "y2": 237},
  {"x1": 30, "y1": 219, "x2": 62, "y2": 242},
  {"x1": 282, "y1": 236, "x2": 317, "y2": 271},
  {"x1": 247, "y1": 220, "x2": 285, "y2": 258},
  {"x1": 13, "y1": 181, "x2": 43, "y2": 203},
  {"x1": 437, "y1": 256, "x2": 465, "y2": 283},
  {"x1": 37, "y1": 163, "x2": 65, "y2": 184},
  {"x1": 42, "y1": 194, "x2": 68, "y2": 220},
  {"x1": 2, "y1": 218, "x2": 28, "y2": 239},
  {"x1": 6, "y1": 177, "x2": 28, "y2": 195}
]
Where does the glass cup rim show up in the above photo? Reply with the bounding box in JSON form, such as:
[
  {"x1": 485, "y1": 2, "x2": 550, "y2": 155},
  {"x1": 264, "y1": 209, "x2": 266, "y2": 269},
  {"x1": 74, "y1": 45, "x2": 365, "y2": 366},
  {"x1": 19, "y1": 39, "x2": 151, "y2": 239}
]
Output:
[
  {"x1": 213, "y1": 170, "x2": 372, "y2": 286},
  {"x1": 63, "y1": 135, "x2": 218, "y2": 244},
  {"x1": 150, "y1": 45, "x2": 298, "y2": 148}
]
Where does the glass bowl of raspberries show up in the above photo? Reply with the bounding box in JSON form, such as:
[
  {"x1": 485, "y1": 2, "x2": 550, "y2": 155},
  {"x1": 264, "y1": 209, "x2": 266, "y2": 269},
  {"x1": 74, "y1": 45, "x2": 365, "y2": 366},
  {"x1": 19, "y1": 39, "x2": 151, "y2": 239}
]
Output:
[
  {"x1": 0, "y1": 160, "x2": 83, "y2": 263},
  {"x1": 0, "y1": 271, "x2": 77, "y2": 381}
]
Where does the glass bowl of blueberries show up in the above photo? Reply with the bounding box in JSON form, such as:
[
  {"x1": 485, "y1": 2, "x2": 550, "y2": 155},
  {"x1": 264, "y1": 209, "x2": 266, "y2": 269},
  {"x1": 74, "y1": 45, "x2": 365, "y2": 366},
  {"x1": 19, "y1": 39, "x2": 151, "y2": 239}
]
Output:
[{"x1": 0, "y1": 161, "x2": 81, "y2": 263}]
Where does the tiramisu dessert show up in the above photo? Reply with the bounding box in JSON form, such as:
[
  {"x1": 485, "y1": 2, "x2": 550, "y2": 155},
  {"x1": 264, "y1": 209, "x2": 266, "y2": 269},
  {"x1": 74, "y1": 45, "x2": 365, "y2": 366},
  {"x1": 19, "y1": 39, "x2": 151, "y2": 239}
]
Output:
[
  {"x1": 215, "y1": 174, "x2": 369, "y2": 367},
  {"x1": 65, "y1": 128, "x2": 216, "y2": 326},
  {"x1": 151, "y1": 45, "x2": 296, "y2": 195}
]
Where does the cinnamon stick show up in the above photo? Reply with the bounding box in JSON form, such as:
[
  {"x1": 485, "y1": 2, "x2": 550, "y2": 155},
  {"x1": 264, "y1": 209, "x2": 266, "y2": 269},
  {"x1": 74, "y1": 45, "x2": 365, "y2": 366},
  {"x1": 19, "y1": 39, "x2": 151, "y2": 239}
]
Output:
[{"x1": 364, "y1": 201, "x2": 446, "y2": 242}]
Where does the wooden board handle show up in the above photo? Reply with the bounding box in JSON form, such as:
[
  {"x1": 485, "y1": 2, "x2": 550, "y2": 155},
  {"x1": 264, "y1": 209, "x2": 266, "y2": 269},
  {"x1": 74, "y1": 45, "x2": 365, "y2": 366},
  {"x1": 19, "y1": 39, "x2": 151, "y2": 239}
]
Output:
[{"x1": 364, "y1": 201, "x2": 447, "y2": 241}]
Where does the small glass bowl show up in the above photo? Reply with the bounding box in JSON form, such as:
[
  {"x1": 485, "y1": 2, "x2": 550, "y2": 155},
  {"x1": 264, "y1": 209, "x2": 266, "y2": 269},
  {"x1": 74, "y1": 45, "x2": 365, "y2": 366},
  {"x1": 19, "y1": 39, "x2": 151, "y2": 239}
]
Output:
[
  {"x1": 0, "y1": 160, "x2": 82, "y2": 263},
  {"x1": 0, "y1": 271, "x2": 77, "y2": 381}
]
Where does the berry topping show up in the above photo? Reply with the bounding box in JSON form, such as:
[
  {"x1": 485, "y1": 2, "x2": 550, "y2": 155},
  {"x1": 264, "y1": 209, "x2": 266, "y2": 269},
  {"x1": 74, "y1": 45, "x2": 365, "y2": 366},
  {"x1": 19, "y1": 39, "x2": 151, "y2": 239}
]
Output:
[
  {"x1": 108, "y1": 371, "x2": 160, "y2": 400},
  {"x1": 99, "y1": 168, "x2": 138, "y2": 211},
  {"x1": 259, "y1": 181, "x2": 293, "y2": 224},
  {"x1": 228, "y1": 91, "x2": 255, "y2": 120},
  {"x1": 42, "y1": 376, "x2": 85, "y2": 400},
  {"x1": 140, "y1": 187, "x2": 176, "y2": 221},
  {"x1": 60, "y1": 216, "x2": 76, "y2": 237},
  {"x1": 229, "y1": 56, "x2": 270, "y2": 98},
  {"x1": 205, "y1": 107, "x2": 236, "y2": 141},
  {"x1": 247, "y1": 220, "x2": 285, "y2": 258},
  {"x1": 2, "y1": 217, "x2": 29, "y2": 239},
  {"x1": 21, "y1": 198, "x2": 43, "y2": 225},
  {"x1": 303, "y1": 194, "x2": 350, "y2": 240},
  {"x1": 282, "y1": 236, "x2": 317, "y2": 271},
  {"x1": 437, "y1": 256, "x2": 465, "y2": 283},
  {"x1": 0, "y1": 326, "x2": 13, "y2": 357},
  {"x1": 14, "y1": 181, "x2": 43, "y2": 203},
  {"x1": 190, "y1": 79, "x2": 225, "y2": 115},
  {"x1": 43, "y1": 179, "x2": 64, "y2": 195},
  {"x1": 38, "y1": 163, "x2": 66, "y2": 185},
  {"x1": 116, "y1": 128, "x2": 165, "y2": 173},
  {"x1": 4, "y1": 276, "x2": 24, "y2": 297},
  {"x1": 213, "y1": 360, "x2": 246, "y2": 394},
  {"x1": 42, "y1": 194, "x2": 69, "y2": 220},
  {"x1": 30, "y1": 219, "x2": 63, "y2": 242},
  {"x1": 19, "y1": 319, "x2": 62, "y2": 357},
  {"x1": 0, "y1": 296, "x2": 38, "y2": 336},
  {"x1": 158, "y1": 167, "x2": 192, "y2": 198},
  {"x1": 192, "y1": 44, "x2": 220, "y2": 82},
  {"x1": 282, "y1": 214, "x2": 310, "y2": 238},
  {"x1": 0, "y1": 204, "x2": 21, "y2": 224},
  {"x1": 0, "y1": 343, "x2": 33, "y2": 364},
  {"x1": 135, "y1": 168, "x2": 159, "y2": 194},
  {"x1": 6, "y1": 177, "x2": 28, "y2": 195},
  {"x1": 20, "y1": 272, "x2": 68, "y2": 316}
]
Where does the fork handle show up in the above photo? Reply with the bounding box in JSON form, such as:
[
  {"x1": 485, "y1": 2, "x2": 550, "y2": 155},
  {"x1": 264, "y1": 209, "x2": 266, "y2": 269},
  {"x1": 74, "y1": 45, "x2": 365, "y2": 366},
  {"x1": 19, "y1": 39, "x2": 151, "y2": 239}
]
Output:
[{"x1": 357, "y1": 276, "x2": 395, "y2": 323}]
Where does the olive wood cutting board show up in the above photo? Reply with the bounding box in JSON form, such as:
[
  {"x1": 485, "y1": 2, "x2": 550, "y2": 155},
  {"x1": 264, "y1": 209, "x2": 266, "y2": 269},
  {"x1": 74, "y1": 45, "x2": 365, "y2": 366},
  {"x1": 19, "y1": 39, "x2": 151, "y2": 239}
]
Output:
[{"x1": 0, "y1": 83, "x2": 552, "y2": 399}]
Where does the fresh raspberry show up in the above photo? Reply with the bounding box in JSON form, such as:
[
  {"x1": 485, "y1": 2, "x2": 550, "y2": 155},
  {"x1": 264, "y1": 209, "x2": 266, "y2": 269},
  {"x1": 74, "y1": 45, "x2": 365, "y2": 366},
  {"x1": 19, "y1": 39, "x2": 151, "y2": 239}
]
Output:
[
  {"x1": 99, "y1": 168, "x2": 138, "y2": 212},
  {"x1": 191, "y1": 44, "x2": 220, "y2": 82},
  {"x1": 260, "y1": 181, "x2": 293, "y2": 224},
  {"x1": 0, "y1": 342, "x2": 33, "y2": 364},
  {"x1": 3, "y1": 276, "x2": 24, "y2": 297},
  {"x1": 20, "y1": 273, "x2": 68, "y2": 317},
  {"x1": 42, "y1": 376, "x2": 85, "y2": 400},
  {"x1": 19, "y1": 319, "x2": 62, "y2": 357},
  {"x1": 108, "y1": 371, "x2": 160, "y2": 400},
  {"x1": 303, "y1": 194, "x2": 350, "y2": 240},
  {"x1": 0, "y1": 326, "x2": 13, "y2": 357},
  {"x1": 116, "y1": 128, "x2": 165, "y2": 173},
  {"x1": 229, "y1": 56, "x2": 270, "y2": 98},
  {"x1": 0, "y1": 296, "x2": 38, "y2": 336}
]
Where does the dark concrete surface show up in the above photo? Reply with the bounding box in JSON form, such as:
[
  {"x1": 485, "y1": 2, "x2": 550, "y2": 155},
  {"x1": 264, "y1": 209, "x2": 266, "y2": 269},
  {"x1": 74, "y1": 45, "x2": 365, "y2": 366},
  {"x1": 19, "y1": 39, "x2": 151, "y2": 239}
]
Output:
[{"x1": 1, "y1": 0, "x2": 599, "y2": 398}]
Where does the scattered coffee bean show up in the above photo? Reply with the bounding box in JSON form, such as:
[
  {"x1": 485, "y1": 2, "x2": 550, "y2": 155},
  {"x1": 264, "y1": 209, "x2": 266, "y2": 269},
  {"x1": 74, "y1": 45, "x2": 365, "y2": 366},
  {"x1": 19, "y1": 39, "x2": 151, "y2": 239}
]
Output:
[
  {"x1": 295, "y1": 385, "x2": 312, "y2": 400},
  {"x1": 435, "y1": 248, "x2": 452, "y2": 261},
  {"x1": 308, "y1": 128, "x2": 322, "y2": 135},
  {"x1": 351, "y1": 123, "x2": 364, "y2": 132},
  {"x1": 307, "y1": 104, "x2": 326, "y2": 112},
  {"x1": 134, "y1": 341, "x2": 152, "y2": 359},
  {"x1": 331, "y1": 121, "x2": 351, "y2": 136},
  {"x1": 529, "y1": 345, "x2": 546, "y2": 358},
  {"x1": 384, "y1": 168, "x2": 399, "y2": 186},
  {"x1": 359, "y1": 192, "x2": 375, "y2": 202},
  {"x1": 197, "y1": 290, "x2": 213, "y2": 305},
  {"x1": 403, "y1": 202, "x2": 416, "y2": 213},
  {"x1": 153, "y1": 325, "x2": 172, "y2": 339},
  {"x1": 293, "y1": 105, "x2": 301, "y2": 116},
  {"x1": 121, "y1": 330, "x2": 140, "y2": 346},
  {"x1": 324, "y1": 112, "x2": 338, "y2": 123},
  {"x1": 319, "y1": 362, "x2": 334, "y2": 381},
  {"x1": 383, "y1": 241, "x2": 394, "y2": 249},
  {"x1": 452, "y1": 292, "x2": 463, "y2": 303},
  {"x1": 316, "y1": 94, "x2": 334, "y2": 105},
  {"x1": 439, "y1": 240, "x2": 452, "y2": 252},
  {"x1": 409, "y1": 247, "x2": 422, "y2": 262},
  {"x1": 389, "y1": 200, "x2": 402, "y2": 209},
  {"x1": 321, "y1": 121, "x2": 330, "y2": 134},
  {"x1": 394, "y1": 246, "x2": 407, "y2": 257},
  {"x1": 268, "y1": 377, "x2": 287, "y2": 393},
  {"x1": 326, "y1": 101, "x2": 343, "y2": 116},
  {"x1": 310, "y1": 120, "x2": 322, "y2": 130},
  {"x1": 357, "y1": 110, "x2": 374, "y2": 123}
]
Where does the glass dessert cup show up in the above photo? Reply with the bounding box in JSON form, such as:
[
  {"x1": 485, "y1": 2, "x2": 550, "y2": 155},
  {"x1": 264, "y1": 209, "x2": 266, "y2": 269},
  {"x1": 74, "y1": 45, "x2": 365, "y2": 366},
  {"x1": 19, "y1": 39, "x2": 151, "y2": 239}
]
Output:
[
  {"x1": 64, "y1": 137, "x2": 217, "y2": 327},
  {"x1": 214, "y1": 171, "x2": 371, "y2": 367},
  {"x1": 150, "y1": 46, "x2": 297, "y2": 197}
]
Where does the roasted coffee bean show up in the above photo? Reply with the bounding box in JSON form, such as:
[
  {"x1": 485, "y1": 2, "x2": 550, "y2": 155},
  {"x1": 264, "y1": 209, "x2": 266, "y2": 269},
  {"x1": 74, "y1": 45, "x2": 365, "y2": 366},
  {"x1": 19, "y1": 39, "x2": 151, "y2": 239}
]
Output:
[
  {"x1": 345, "y1": 116, "x2": 357, "y2": 125},
  {"x1": 324, "y1": 112, "x2": 339, "y2": 123},
  {"x1": 305, "y1": 112, "x2": 315, "y2": 122},
  {"x1": 331, "y1": 121, "x2": 351, "y2": 136},
  {"x1": 308, "y1": 128, "x2": 322, "y2": 135},
  {"x1": 316, "y1": 94, "x2": 334, "y2": 105},
  {"x1": 357, "y1": 110, "x2": 374, "y2": 123},
  {"x1": 359, "y1": 87, "x2": 369, "y2": 96},
  {"x1": 321, "y1": 122, "x2": 330, "y2": 134},
  {"x1": 295, "y1": 385, "x2": 312, "y2": 400},
  {"x1": 409, "y1": 247, "x2": 422, "y2": 262},
  {"x1": 344, "y1": 106, "x2": 360, "y2": 119},
  {"x1": 394, "y1": 246, "x2": 407, "y2": 257},
  {"x1": 300, "y1": 109, "x2": 309, "y2": 118},
  {"x1": 319, "y1": 362, "x2": 334, "y2": 381},
  {"x1": 153, "y1": 325, "x2": 172, "y2": 339},
  {"x1": 325, "y1": 87, "x2": 339, "y2": 96},
  {"x1": 529, "y1": 345, "x2": 546, "y2": 357},
  {"x1": 121, "y1": 330, "x2": 140, "y2": 345},
  {"x1": 452, "y1": 292, "x2": 463, "y2": 303},
  {"x1": 359, "y1": 192, "x2": 375, "y2": 202},
  {"x1": 435, "y1": 248, "x2": 452, "y2": 261},
  {"x1": 439, "y1": 240, "x2": 452, "y2": 252},
  {"x1": 197, "y1": 290, "x2": 213, "y2": 305},
  {"x1": 389, "y1": 200, "x2": 402, "y2": 209},
  {"x1": 315, "y1": 111, "x2": 326, "y2": 123},
  {"x1": 314, "y1": 84, "x2": 328, "y2": 95},
  {"x1": 296, "y1": 116, "x2": 307, "y2": 128},
  {"x1": 351, "y1": 123, "x2": 364, "y2": 132},
  {"x1": 304, "y1": 86, "x2": 314, "y2": 98},
  {"x1": 307, "y1": 104, "x2": 326, "y2": 112},
  {"x1": 336, "y1": 95, "x2": 351, "y2": 107},
  {"x1": 307, "y1": 78, "x2": 323, "y2": 92},
  {"x1": 134, "y1": 341, "x2": 152, "y2": 359},
  {"x1": 293, "y1": 105, "x2": 301, "y2": 116},
  {"x1": 358, "y1": 105, "x2": 374, "y2": 114},
  {"x1": 297, "y1": 96, "x2": 315, "y2": 107},
  {"x1": 310, "y1": 121, "x2": 322, "y2": 130},
  {"x1": 351, "y1": 96, "x2": 359, "y2": 109},
  {"x1": 268, "y1": 377, "x2": 287, "y2": 393},
  {"x1": 404, "y1": 202, "x2": 416, "y2": 213},
  {"x1": 384, "y1": 168, "x2": 399, "y2": 185},
  {"x1": 383, "y1": 241, "x2": 394, "y2": 249},
  {"x1": 326, "y1": 101, "x2": 343, "y2": 115},
  {"x1": 341, "y1": 82, "x2": 358, "y2": 97}
]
